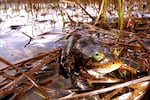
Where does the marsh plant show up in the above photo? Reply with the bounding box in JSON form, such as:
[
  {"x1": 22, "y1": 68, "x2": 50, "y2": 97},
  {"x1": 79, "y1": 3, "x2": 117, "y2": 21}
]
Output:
[
  {"x1": 0, "y1": 0, "x2": 149, "y2": 30},
  {"x1": 118, "y1": 0, "x2": 125, "y2": 30}
]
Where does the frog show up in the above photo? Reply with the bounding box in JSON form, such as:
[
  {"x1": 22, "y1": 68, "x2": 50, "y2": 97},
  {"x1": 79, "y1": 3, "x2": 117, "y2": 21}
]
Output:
[
  {"x1": 73, "y1": 37, "x2": 123, "y2": 79},
  {"x1": 74, "y1": 37, "x2": 112, "y2": 58},
  {"x1": 62, "y1": 35, "x2": 125, "y2": 78},
  {"x1": 85, "y1": 51, "x2": 123, "y2": 79}
]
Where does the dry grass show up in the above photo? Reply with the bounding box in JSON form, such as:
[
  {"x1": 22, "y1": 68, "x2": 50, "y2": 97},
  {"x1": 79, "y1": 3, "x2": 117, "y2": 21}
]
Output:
[{"x1": 0, "y1": 0, "x2": 149, "y2": 30}]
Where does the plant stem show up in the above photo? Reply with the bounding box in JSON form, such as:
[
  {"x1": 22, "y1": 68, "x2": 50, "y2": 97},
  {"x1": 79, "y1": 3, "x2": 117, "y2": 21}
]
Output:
[{"x1": 118, "y1": 0, "x2": 124, "y2": 30}]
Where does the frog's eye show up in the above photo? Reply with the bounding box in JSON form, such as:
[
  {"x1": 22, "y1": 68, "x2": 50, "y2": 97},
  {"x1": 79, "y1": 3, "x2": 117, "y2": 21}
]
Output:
[
  {"x1": 113, "y1": 48, "x2": 120, "y2": 57},
  {"x1": 93, "y1": 51, "x2": 105, "y2": 61}
]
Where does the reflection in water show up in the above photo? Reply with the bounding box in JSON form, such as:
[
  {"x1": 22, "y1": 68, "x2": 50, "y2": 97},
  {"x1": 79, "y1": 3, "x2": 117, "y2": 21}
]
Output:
[
  {"x1": 0, "y1": 1, "x2": 98, "y2": 63},
  {"x1": 0, "y1": 0, "x2": 149, "y2": 64}
]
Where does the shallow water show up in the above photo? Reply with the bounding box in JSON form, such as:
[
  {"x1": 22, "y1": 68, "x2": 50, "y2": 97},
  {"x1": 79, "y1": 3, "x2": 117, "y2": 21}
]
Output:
[
  {"x1": 0, "y1": 3, "x2": 65, "y2": 64},
  {"x1": 0, "y1": 1, "x2": 100, "y2": 66},
  {"x1": 1, "y1": 0, "x2": 150, "y2": 66},
  {"x1": 0, "y1": 0, "x2": 149, "y2": 66}
]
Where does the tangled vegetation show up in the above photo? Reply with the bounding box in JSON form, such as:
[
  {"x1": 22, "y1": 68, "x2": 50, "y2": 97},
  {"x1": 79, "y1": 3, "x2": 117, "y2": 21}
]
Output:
[{"x1": 0, "y1": 0, "x2": 150, "y2": 100}]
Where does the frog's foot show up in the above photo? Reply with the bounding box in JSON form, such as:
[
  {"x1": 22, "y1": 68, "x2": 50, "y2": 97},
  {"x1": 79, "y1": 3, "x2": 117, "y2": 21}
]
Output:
[{"x1": 118, "y1": 64, "x2": 137, "y2": 79}]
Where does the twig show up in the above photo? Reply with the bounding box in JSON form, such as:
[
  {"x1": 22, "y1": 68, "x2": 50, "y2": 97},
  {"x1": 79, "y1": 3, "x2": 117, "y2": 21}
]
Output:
[
  {"x1": 0, "y1": 49, "x2": 60, "y2": 99},
  {"x1": 21, "y1": 32, "x2": 33, "y2": 40},
  {"x1": 137, "y1": 39, "x2": 150, "y2": 53},
  {"x1": 101, "y1": 88, "x2": 122, "y2": 100},
  {"x1": 0, "y1": 71, "x2": 32, "y2": 86},
  {"x1": 0, "y1": 48, "x2": 62, "y2": 71},
  {"x1": 0, "y1": 57, "x2": 51, "y2": 100},
  {"x1": 73, "y1": 0, "x2": 94, "y2": 21},
  {"x1": 0, "y1": 87, "x2": 21, "y2": 94},
  {"x1": 0, "y1": 50, "x2": 60, "y2": 89},
  {"x1": 94, "y1": 0, "x2": 105, "y2": 25},
  {"x1": 83, "y1": 22, "x2": 119, "y2": 37},
  {"x1": 118, "y1": 43, "x2": 142, "y2": 49},
  {"x1": 58, "y1": 75, "x2": 150, "y2": 100},
  {"x1": 21, "y1": 32, "x2": 33, "y2": 47},
  {"x1": 27, "y1": 50, "x2": 60, "y2": 73},
  {"x1": 65, "y1": 11, "x2": 76, "y2": 22}
]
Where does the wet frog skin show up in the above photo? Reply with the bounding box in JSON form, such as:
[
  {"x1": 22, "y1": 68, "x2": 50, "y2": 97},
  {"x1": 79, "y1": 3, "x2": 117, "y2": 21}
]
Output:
[
  {"x1": 85, "y1": 52, "x2": 123, "y2": 79},
  {"x1": 72, "y1": 37, "x2": 123, "y2": 79},
  {"x1": 74, "y1": 38, "x2": 111, "y2": 58}
]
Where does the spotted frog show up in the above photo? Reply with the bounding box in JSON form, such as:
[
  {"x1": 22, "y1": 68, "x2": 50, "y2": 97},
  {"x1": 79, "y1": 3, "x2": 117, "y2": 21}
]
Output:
[
  {"x1": 73, "y1": 38, "x2": 123, "y2": 79},
  {"x1": 85, "y1": 51, "x2": 123, "y2": 79}
]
